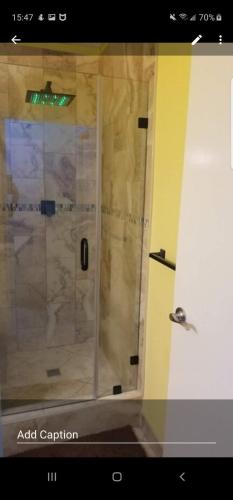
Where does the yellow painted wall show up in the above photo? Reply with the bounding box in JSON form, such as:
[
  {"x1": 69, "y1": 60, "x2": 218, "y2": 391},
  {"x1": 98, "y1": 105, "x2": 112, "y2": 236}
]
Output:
[{"x1": 143, "y1": 53, "x2": 191, "y2": 439}]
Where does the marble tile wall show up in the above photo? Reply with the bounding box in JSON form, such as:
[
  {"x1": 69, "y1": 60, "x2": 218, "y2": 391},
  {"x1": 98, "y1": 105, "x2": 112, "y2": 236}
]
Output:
[
  {"x1": 0, "y1": 47, "x2": 154, "y2": 82},
  {"x1": 99, "y1": 75, "x2": 149, "y2": 395},
  {"x1": 98, "y1": 54, "x2": 156, "y2": 397},
  {"x1": 99, "y1": 54, "x2": 155, "y2": 82},
  {"x1": 2, "y1": 119, "x2": 97, "y2": 355}
]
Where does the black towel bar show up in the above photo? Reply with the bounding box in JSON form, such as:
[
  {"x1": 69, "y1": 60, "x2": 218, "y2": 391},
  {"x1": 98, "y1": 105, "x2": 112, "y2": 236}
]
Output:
[{"x1": 149, "y1": 249, "x2": 176, "y2": 271}]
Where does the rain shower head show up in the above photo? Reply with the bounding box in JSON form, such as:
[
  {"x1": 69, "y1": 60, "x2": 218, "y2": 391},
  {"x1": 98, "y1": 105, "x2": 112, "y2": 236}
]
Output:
[{"x1": 25, "y1": 81, "x2": 75, "y2": 107}]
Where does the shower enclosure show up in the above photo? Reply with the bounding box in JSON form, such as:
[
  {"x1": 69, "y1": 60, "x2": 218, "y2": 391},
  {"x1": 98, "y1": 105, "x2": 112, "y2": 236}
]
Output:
[{"x1": 0, "y1": 51, "x2": 149, "y2": 413}]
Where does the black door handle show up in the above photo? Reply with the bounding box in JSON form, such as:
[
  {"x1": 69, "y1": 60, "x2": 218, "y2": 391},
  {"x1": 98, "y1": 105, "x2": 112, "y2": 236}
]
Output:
[{"x1": 81, "y1": 238, "x2": 88, "y2": 271}]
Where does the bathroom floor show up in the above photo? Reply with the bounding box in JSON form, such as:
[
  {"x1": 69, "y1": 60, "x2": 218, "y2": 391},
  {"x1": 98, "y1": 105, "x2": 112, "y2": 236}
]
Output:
[{"x1": 2, "y1": 338, "x2": 119, "y2": 405}]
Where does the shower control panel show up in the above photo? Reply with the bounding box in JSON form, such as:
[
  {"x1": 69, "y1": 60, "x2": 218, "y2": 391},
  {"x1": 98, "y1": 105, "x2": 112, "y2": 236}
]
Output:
[{"x1": 40, "y1": 200, "x2": 56, "y2": 217}]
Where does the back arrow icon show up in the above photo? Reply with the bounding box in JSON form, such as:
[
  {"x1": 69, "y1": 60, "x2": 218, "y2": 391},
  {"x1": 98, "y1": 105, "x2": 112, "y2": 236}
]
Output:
[
  {"x1": 179, "y1": 472, "x2": 186, "y2": 482},
  {"x1": 11, "y1": 35, "x2": 21, "y2": 44}
]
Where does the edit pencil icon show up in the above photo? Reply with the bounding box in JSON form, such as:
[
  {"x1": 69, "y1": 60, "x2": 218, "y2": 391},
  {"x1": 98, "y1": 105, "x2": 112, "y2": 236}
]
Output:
[{"x1": 191, "y1": 34, "x2": 202, "y2": 45}]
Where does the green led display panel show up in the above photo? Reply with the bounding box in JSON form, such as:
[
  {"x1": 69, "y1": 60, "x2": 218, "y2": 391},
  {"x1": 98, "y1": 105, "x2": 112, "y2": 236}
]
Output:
[{"x1": 25, "y1": 91, "x2": 75, "y2": 107}]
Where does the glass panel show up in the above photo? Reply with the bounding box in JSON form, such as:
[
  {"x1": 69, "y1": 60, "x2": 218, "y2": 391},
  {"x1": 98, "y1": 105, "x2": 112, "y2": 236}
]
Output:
[
  {"x1": 0, "y1": 58, "x2": 97, "y2": 411},
  {"x1": 0, "y1": 55, "x2": 149, "y2": 411},
  {"x1": 98, "y1": 76, "x2": 148, "y2": 396}
]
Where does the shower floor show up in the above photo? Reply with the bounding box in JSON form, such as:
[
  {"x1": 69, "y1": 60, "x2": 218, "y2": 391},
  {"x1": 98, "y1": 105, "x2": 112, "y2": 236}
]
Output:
[{"x1": 2, "y1": 338, "x2": 119, "y2": 406}]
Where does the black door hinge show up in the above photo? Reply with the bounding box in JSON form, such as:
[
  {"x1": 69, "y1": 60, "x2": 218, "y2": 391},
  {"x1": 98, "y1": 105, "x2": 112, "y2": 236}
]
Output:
[
  {"x1": 138, "y1": 117, "x2": 148, "y2": 129},
  {"x1": 113, "y1": 385, "x2": 122, "y2": 395},
  {"x1": 130, "y1": 355, "x2": 139, "y2": 365}
]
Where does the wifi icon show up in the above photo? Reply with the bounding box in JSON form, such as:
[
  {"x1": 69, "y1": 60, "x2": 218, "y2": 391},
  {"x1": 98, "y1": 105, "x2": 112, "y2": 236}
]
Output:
[{"x1": 179, "y1": 13, "x2": 188, "y2": 20}]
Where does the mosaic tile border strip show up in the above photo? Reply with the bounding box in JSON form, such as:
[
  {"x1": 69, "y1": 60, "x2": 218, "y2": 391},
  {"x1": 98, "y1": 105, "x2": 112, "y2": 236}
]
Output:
[
  {"x1": 0, "y1": 203, "x2": 96, "y2": 213},
  {"x1": 0, "y1": 203, "x2": 149, "y2": 226},
  {"x1": 101, "y1": 205, "x2": 149, "y2": 227}
]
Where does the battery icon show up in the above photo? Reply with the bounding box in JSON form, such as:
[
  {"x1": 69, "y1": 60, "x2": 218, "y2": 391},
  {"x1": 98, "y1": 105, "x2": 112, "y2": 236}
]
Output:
[{"x1": 216, "y1": 14, "x2": 222, "y2": 21}]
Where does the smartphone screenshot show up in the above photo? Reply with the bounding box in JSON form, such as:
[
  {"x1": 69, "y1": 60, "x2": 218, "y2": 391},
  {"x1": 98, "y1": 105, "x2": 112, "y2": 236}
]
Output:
[{"x1": 0, "y1": 5, "x2": 232, "y2": 492}]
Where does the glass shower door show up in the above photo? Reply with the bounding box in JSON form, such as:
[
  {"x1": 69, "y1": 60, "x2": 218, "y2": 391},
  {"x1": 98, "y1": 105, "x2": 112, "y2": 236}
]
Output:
[
  {"x1": 0, "y1": 60, "x2": 97, "y2": 411},
  {"x1": 43, "y1": 122, "x2": 97, "y2": 402}
]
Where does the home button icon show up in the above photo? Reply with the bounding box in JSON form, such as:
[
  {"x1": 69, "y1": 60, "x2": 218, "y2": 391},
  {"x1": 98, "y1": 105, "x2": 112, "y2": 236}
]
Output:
[{"x1": 112, "y1": 472, "x2": 123, "y2": 482}]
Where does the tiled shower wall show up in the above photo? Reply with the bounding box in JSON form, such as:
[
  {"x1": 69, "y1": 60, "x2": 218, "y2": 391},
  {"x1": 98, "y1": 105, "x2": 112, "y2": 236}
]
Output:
[
  {"x1": 99, "y1": 76, "x2": 149, "y2": 392},
  {"x1": 0, "y1": 59, "x2": 97, "y2": 357},
  {"x1": 98, "y1": 54, "x2": 155, "y2": 394}
]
